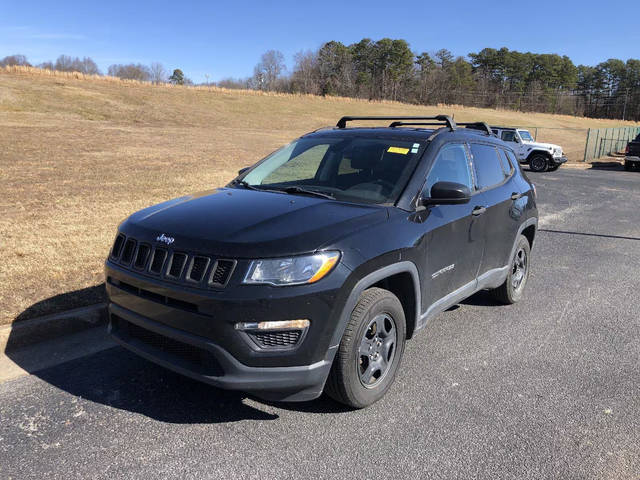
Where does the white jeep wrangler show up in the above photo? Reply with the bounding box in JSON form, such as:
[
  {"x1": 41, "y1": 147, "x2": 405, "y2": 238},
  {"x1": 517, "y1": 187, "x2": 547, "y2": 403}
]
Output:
[{"x1": 491, "y1": 127, "x2": 567, "y2": 172}]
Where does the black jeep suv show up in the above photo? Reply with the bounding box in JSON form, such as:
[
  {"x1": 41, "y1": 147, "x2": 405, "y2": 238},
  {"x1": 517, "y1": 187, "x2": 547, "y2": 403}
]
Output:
[{"x1": 105, "y1": 115, "x2": 538, "y2": 408}]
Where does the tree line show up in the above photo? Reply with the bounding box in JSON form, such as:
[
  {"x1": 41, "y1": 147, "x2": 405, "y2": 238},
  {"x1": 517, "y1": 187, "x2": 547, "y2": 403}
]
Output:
[
  {"x1": 0, "y1": 54, "x2": 190, "y2": 85},
  {"x1": 221, "y1": 42, "x2": 640, "y2": 121},
  {"x1": 3, "y1": 41, "x2": 640, "y2": 121}
]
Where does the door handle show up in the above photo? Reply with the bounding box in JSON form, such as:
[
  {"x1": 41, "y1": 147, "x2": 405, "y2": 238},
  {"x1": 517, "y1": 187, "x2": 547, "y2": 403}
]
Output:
[
  {"x1": 511, "y1": 192, "x2": 523, "y2": 200},
  {"x1": 472, "y1": 206, "x2": 487, "y2": 216}
]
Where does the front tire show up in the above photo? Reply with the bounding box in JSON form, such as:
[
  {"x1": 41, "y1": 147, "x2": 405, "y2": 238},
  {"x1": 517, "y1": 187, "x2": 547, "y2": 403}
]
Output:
[
  {"x1": 325, "y1": 287, "x2": 406, "y2": 409},
  {"x1": 490, "y1": 235, "x2": 531, "y2": 304},
  {"x1": 624, "y1": 161, "x2": 633, "y2": 171},
  {"x1": 529, "y1": 154, "x2": 549, "y2": 172}
]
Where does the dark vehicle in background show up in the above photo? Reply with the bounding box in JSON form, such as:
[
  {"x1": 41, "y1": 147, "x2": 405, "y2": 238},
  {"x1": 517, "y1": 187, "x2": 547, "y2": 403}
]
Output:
[
  {"x1": 625, "y1": 134, "x2": 640, "y2": 171},
  {"x1": 105, "y1": 115, "x2": 538, "y2": 408}
]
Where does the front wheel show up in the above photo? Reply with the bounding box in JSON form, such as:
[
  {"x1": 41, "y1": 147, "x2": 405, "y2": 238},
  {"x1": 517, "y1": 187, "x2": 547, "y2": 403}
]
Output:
[
  {"x1": 325, "y1": 287, "x2": 406, "y2": 409},
  {"x1": 529, "y1": 154, "x2": 549, "y2": 172},
  {"x1": 624, "y1": 161, "x2": 634, "y2": 171},
  {"x1": 490, "y1": 235, "x2": 531, "y2": 304}
]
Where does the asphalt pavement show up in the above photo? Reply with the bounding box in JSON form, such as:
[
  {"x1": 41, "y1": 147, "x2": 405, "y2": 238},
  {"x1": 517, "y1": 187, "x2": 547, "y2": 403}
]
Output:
[{"x1": 1, "y1": 166, "x2": 639, "y2": 479}]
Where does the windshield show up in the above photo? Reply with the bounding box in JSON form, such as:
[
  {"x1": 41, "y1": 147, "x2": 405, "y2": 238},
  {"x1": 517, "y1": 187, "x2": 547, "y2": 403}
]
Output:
[
  {"x1": 518, "y1": 130, "x2": 534, "y2": 142},
  {"x1": 238, "y1": 136, "x2": 425, "y2": 205}
]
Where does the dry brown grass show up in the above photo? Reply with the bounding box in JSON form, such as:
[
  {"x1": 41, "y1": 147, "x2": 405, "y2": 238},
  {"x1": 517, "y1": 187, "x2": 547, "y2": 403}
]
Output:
[{"x1": 1, "y1": 67, "x2": 638, "y2": 325}]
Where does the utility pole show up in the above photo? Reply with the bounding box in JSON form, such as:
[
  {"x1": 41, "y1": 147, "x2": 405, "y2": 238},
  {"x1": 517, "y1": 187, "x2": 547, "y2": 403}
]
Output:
[
  {"x1": 204, "y1": 74, "x2": 210, "y2": 86},
  {"x1": 622, "y1": 88, "x2": 629, "y2": 121}
]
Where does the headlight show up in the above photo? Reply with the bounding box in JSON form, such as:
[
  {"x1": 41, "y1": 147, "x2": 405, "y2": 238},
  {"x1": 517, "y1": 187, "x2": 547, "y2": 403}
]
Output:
[{"x1": 243, "y1": 251, "x2": 340, "y2": 286}]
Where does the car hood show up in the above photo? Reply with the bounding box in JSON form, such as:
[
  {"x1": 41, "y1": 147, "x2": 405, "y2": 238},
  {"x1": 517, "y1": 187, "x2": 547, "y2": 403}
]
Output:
[
  {"x1": 120, "y1": 187, "x2": 388, "y2": 258},
  {"x1": 523, "y1": 141, "x2": 561, "y2": 151}
]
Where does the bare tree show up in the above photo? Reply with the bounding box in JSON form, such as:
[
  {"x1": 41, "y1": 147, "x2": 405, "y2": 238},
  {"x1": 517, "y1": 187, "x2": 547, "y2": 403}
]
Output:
[
  {"x1": 149, "y1": 62, "x2": 167, "y2": 84},
  {"x1": 253, "y1": 50, "x2": 285, "y2": 90},
  {"x1": 108, "y1": 63, "x2": 151, "y2": 81},
  {"x1": 53, "y1": 55, "x2": 100, "y2": 74},
  {"x1": 0, "y1": 54, "x2": 31, "y2": 67}
]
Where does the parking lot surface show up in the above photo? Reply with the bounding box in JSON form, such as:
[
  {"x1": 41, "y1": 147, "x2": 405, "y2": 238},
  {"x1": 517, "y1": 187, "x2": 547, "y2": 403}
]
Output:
[{"x1": 1, "y1": 167, "x2": 639, "y2": 479}]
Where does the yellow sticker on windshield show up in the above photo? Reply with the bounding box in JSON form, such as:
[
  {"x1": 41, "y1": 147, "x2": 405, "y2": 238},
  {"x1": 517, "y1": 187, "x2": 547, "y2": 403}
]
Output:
[{"x1": 387, "y1": 146, "x2": 410, "y2": 155}]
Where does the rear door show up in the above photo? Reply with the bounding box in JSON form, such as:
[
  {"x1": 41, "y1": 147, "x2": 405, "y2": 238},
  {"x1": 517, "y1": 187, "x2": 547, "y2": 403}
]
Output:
[
  {"x1": 422, "y1": 143, "x2": 484, "y2": 306},
  {"x1": 469, "y1": 143, "x2": 522, "y2": 274}
]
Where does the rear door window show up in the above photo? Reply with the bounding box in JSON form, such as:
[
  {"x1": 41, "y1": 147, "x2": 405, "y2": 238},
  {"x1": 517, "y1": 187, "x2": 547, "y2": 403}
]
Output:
[
  {"x1": 501, "y1": 131, "x2": 517, "y2": 142},
  {"x1": 470, "y1": 144, "x2": 506, "y2": 190}
]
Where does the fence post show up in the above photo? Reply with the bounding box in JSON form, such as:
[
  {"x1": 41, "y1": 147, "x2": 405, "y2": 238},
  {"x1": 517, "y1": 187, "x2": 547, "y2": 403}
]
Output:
[
  {"x1": 593, "y1": 129, "x2": 601, "y2": 159},
  {"x1": 583, "y1": 129, "x2": 591, "y2": 162}
]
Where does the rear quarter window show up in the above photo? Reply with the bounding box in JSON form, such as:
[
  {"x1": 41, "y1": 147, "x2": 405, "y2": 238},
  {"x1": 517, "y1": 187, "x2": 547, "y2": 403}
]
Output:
[{"x1": 470, "y1": 143, "x2": 506, "y2": 190}]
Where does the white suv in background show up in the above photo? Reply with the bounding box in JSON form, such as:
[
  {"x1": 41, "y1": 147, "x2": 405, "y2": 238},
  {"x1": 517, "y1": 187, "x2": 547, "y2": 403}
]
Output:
[{"x1": 491, "y1": 127, "x2": 567, "y2": 172}]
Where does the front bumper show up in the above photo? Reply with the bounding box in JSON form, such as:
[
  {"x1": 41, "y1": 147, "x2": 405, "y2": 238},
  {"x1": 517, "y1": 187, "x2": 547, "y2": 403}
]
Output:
[
  {"x1": 105, "y1": 259, "x2": 352, "y2": 401},
  {"x1": 109, "y1": 303, "x2": 334, "y2": 401},
  {"x1": 625, "y1": 156, "x2": 640, "y2": 163},
  {"x1": 552, "y1": 155, "x2": 568, "y2": 165}
]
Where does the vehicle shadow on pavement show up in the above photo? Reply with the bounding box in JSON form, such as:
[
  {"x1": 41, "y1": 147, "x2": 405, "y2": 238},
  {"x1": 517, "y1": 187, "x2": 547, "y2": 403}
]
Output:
[
  {"x1": 459, "y1": 290, "x2": 504, "y2": 307},
  {"x1": 13, "y1": 284, "x2": 107, "y2": 324},
  {"x1": 29, "y1": 345, "x2": 287, "y2": 423}
]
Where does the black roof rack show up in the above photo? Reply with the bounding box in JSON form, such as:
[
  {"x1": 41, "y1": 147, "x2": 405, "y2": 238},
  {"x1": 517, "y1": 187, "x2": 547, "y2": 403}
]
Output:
[
  {"x1": 457, "y1": 122, "x2": 494, "y2": 135},
  {"x1": 388, "y1": 121, "x2": 444, "y2": 128},
  {"x1": 336, "y1": 115, "x2": 456, "y2": 131}
]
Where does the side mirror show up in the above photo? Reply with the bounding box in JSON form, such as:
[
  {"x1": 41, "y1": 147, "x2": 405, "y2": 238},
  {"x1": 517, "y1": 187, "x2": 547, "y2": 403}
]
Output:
[
  {"x1": 420, "y1": 181, "x2": 471, "y2": 207},
  {"x1": 238, "y1": 166, "x2": 251, "y2": 176}
]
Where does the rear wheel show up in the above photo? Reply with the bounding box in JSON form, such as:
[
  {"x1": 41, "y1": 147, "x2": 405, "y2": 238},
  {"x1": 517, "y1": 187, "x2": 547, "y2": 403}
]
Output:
[
  {"x1": 529, "y1": 154, "x2": 548, "y2": 172},
  {"x1": 490, "y1": 235, "x2": 531, "y2": 304},
  {"x1": 325, "y1": 287, "x2": 406, "y2": 409}
]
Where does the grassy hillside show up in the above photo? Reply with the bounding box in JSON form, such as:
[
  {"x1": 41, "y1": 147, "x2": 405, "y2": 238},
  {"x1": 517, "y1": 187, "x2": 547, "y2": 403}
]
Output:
[{"x1": 1, "y1": 67, "x2": 637, "y2": 326}]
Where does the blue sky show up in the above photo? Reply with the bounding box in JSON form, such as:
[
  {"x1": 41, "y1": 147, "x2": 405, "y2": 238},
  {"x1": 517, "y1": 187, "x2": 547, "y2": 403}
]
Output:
[{"x1": 2, "y1": 0, "x2": 639, "y2": 83}]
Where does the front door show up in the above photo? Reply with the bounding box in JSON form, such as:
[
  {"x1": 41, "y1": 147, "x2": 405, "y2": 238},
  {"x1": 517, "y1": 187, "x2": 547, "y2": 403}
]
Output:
[{"x1": 421, "y1": 143, "x2": 485, "y2": 307}]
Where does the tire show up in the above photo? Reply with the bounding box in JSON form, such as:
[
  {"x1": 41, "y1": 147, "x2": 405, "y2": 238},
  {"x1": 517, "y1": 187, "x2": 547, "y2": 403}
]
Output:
[
  {"x1": 624, "y1": 161, "x2": 633, "y2": 171},
  {"x1": 529, "y1": 154, "x2": 549, "y2": 172},
  {"x1": 490, "y1": 235, "x2": 531, "y2": 305},
  {"x1": 325, "y1": 287, "x2": 406, "y2": 409}
]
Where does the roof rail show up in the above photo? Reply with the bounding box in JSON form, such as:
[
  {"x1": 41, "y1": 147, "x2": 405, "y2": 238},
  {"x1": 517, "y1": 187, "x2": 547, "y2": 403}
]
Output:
[
  {"x1": 336, "y1": 115, "x2": 456, "y2": 131},
  {"x1": 388, "y1": 121, "x2": 444, "y2": 128},
  {"x1": 458, "y1": 122, "x2": 494, "y2": 135}
]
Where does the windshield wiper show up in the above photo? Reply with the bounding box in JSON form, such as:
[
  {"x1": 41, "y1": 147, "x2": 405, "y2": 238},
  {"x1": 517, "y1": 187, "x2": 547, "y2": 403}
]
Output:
[
  {"x1": 232, "y1": 180, "x2": 261, "y2": 191},
  {"x1": 277, "y1": 186, "x2": 335, "y2": 200}
]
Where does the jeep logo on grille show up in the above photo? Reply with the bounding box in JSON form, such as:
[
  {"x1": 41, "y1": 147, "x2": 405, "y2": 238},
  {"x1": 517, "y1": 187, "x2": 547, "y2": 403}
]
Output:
[{"x1": 156, "y1": 233, "x2": 175, "y2": 245}]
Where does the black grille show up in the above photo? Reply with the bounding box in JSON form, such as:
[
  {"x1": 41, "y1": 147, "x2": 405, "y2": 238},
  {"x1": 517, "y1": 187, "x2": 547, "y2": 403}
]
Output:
[
  {"x1": 109, "y1": 278, "x2": 198, "y2": 313},
  {"x1": 186, "y1": 256, "x2": 210, "y2": 283},
  {"x1": 249, "y1": 330, "x2": 302, "y2": 348},
  {"x1": 109, "y1": 235, "x2": 235, "y2": 290},
  {"x1": 111, "y1": 234, "x2": 125, "y2": 259},
  {"x1": 149, "y1": 248, "x2": 167, "y2": 274},
  {"x1": 209, "y1": 259, "x2": 236, "y2": 287},
  {"x1": 167, "y1": 253, "x2": 187, "y2": 278},
  {"x1": 114, "y1": 317, "x2": 223, "y2": 376},
  {"x1": 134, "y1": 244, "x2": 151, "y2": 270},
  {"x1": 121, "y1": 238, "x2": 137, "y2": 264}
]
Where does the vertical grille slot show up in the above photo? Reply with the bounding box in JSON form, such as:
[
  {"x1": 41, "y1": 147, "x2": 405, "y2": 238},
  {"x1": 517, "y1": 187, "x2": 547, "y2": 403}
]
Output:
[
  {"x1": 209, "y1": 259, "x2": 236, "y2": 287},
  {"x1": 111, "y1": 234, "x2": 125, "y2": 259},
  {"x1": 186, "y1": 256, "x2": 210, "y2": 283},
  {"x1": 134, "y1": 244, "x2": 151, "y2": 270},
  {"x1": 149, "y1": 248, "x2": 167, "y2": 275},
  {"x1": 167, "y1": 253, "x2": 188, "y2": 279},
  {"x1": 120, "y1": 238, "x2": 137, "y2": 265}
]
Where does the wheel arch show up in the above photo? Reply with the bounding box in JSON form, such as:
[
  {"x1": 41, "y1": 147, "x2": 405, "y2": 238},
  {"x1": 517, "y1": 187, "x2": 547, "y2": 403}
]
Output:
[
  {"x1": 329, "y1": 261, "x2": 421, "y2": 350},
  {"x1": 526, "y1": 149, "x2": 553, "y2": 162}
]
